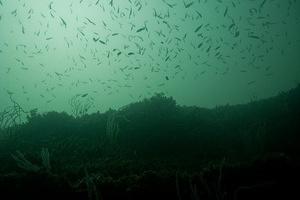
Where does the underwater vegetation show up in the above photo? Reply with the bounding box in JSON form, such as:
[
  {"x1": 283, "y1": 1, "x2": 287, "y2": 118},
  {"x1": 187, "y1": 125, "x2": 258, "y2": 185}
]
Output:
[{"x1": 0, "y1": 85, "x2": 299, "y2": 200}]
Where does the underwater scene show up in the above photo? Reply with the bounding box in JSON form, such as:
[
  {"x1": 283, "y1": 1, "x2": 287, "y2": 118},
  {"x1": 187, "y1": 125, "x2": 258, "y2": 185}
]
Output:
[{"x1": 0, "y1": 0, "x2": 300, "y2": 199}]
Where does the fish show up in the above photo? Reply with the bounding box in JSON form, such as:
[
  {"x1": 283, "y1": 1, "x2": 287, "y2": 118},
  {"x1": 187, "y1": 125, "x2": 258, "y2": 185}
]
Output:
[
  {"x1": 165, "y1": 56, "x2": 170, "y2": 62},
  {"x1": 153, "y1": 9, "x2": 162, "y2": 19},
  {"x1": 162, "y1": 0, "x2": 176, "y2": 8},
  {"x1": 85, "y1": 17, "x2": 96, "y2": 25},
  {"x1": 136, "y1": 24, "x2": 148, "y2": 33},
  {"x1": 197, "y1": 42, "x2": 203, "y2": 48},
  {"x1": 224, "y1": 7, "x2": 228, "y2": 17},
  {"x1": 109, "y1": 0, "x2": 113, "y2": 7},
  {"x1": 260, "y1": 0, "x2": 267, "y2": 10},
  {"x1": 81, "y1": 93, "x2": 88, "y2": 97},
  {"x1": 49, "y1": 2, "x2": 53, "y2": 10},
  {"x1": 6, "y1": 90, "x2": 14, "y2": 95},
  {"x1": 234, "y1": 31, "x2": 240, "y2": 37},
  {"x1": 102, "y1": 21, "x2": 107, "y2": 27},
  {"x1": 248, "y1": 35, "x2": 260, "y2": 40},
  {"x1": 21, "y1": 25, "x2": 25, "y2": 34},
  {"x1": 77, "y1": 28, "x2": 85, "y2": 36},
  {"x1": 228, "y1": 23, "x2": 235, "y2": 31},
  {"x1": 99, "y1": 40, "x2": 106, "y2": 45},
  {"x1": 93, "y1": 37, "x2": 99, "y2": 42},
  {"x1": 206, "y1": 46, "x2": 211, "y2": 53},
  {"x1": 11, "y1": 9, "x2": 17, "y2": 16},
  {"x1": 184, "y1": 1, "x2": 194, "y2": 8},
  {"x1": 195, "y1": 10, "x2": 202, "y2": 18},
  {"x1": 247, "y1": 81, "x2": 256, "y2": 85},
  {"x1": 194, "y1": 25, "x2": 203, "y2": 33},
  {"x1": 55, "y1": 72, "x2": 63, "y2": 76},
  {"x1": 46, "y1": 99, "x2": 53, "y2": 104},
  {"x1": 59, "y1": 17, "x2": 67, "y2": 28}
]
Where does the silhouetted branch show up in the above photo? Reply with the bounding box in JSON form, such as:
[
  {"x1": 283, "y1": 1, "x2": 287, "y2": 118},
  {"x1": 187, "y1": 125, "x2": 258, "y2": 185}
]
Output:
[
  {"x1": 68, "y1": 94, "x2": 94, "y2": 118},
  {"x1": 0, "y1": 93, "x2": 29, "y2": 137},
  {"x1": 106, "y1": 111, "x2": 120, "y2": 141}
]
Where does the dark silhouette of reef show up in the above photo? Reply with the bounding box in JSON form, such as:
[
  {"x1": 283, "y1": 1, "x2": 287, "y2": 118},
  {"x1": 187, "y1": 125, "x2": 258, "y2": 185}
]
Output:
[{"x1": 0, "y1": 85, "x2": 300, "y2": 200}]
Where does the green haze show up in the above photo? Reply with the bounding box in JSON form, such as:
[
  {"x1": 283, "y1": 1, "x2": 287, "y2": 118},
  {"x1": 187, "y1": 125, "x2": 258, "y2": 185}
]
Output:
[{"x1": 0, "y1": 0, "x2": 299, "y2": 113}]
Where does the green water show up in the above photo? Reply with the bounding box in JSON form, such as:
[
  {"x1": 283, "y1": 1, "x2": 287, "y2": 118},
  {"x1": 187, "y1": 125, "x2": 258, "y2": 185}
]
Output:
[
  {"x1": 0, "y1": 0, "x2": 300, "y2": 113},
  {"x1": 1, "y1": 1, "x2": 300, "y2": 199}
]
